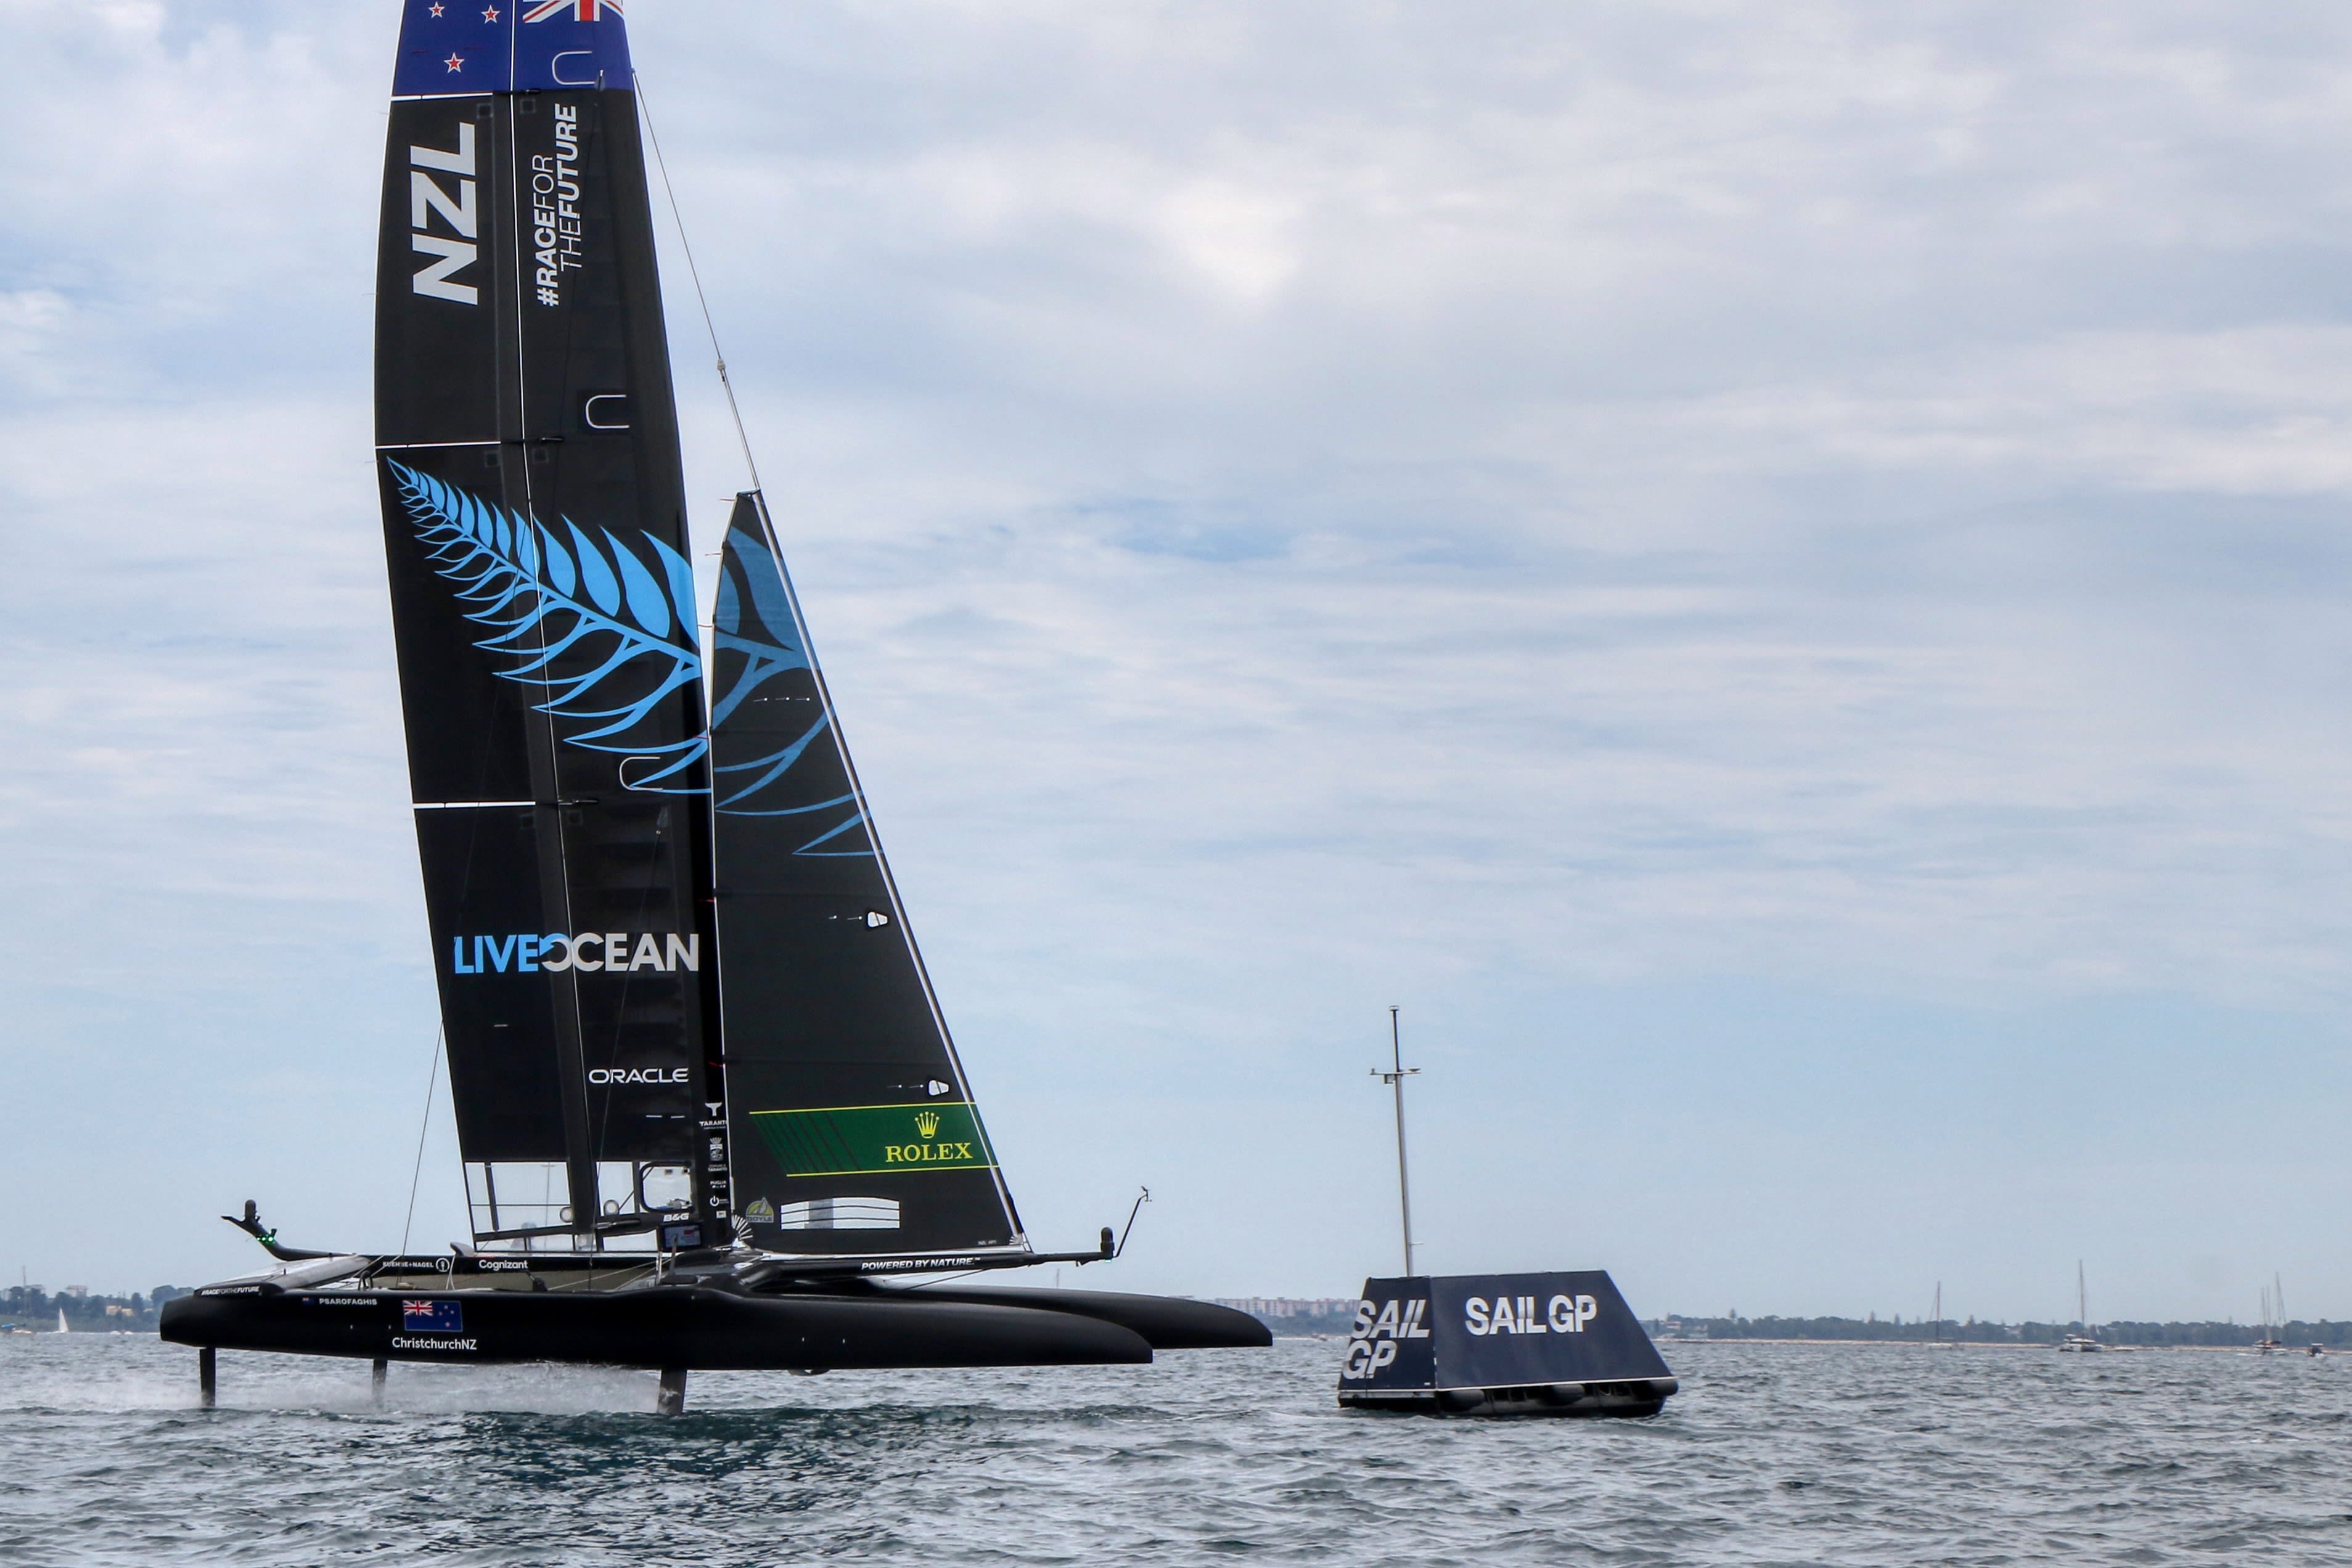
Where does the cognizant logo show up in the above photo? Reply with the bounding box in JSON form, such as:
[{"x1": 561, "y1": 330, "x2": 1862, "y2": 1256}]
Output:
[{"x1": 451, "y1": 933, "x2": 700, "y2": 975}]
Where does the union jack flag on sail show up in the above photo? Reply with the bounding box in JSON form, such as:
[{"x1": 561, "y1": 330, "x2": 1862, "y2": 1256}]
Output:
[{"x1": 523, "y1": 0, "x2": 620, "y2": 21}]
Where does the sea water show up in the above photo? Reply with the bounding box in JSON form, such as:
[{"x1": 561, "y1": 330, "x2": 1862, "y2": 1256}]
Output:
[{"x1": 3, "y1": 1334, "x2": 2349, "y2": 1565}]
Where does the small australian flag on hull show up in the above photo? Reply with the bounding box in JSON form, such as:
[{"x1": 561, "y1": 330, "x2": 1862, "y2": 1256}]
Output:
[{"x1": 402, "y1": 1299, "x2": 464, "y2": 1333}]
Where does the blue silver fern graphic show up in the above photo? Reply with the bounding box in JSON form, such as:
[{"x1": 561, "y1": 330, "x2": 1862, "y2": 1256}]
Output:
[
  {"x1": 387, "y1": 460, "x2": 708, "y2": 791},
  {"x1": 711, "y1": 523, "x2": 872, "y2": 854}
]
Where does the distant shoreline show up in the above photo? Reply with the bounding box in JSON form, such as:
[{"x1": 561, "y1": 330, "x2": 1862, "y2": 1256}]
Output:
[
  {"x1": 1264, "y1": 1331, "x2": 2317, "y2": 1353},
  {"x1": 1656, "y1": 1337, "x2": 2317, "y2": 1352}
]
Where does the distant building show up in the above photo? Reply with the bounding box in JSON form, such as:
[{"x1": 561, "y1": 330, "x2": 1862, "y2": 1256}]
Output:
[
  {"x1": 1215, "y1": 1297, "x2": 1354, "y2": 1318},
  {"x1": 1215, "y1": 1297, "x2": 1359, "y2": 1334}
]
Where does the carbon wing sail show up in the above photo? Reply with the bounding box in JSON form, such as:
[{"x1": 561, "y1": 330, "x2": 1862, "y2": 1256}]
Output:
[
  {"x1": 375, "y1": 0, "x2": 727, "y2": 1254},
  {"x1": 710, "y1": 494, "x2": 1027, "y2": 1259}
]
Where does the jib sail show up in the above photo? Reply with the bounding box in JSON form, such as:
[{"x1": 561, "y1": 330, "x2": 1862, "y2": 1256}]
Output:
[
  {"x1": 375, "y1": 0, "x2": 725, "y2": 1252},
  {"x1": 710, "y1": 494, "x2": 1027, "y2": 1257}
]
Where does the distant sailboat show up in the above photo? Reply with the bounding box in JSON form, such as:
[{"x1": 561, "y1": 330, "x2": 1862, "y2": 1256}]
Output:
[
  {"x1": 2255, "y1": 1274, "x2": 2284, "y2": 1354},
  {"x1": 1927, "y1": 1281, "x2": 1955, "y2": 1347},
  {"x1": 2057, "y1": 1260, "x2": 2104, "y2": 1352},
  {"x1": 55, "y1": 1309, "x2": 66, "y2": 1334}
]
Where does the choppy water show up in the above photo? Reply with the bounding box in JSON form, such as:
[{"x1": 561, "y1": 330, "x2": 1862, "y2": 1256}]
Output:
[{"x1": 4, "y1": 1334, "x2": 2350, "y2": 1565}]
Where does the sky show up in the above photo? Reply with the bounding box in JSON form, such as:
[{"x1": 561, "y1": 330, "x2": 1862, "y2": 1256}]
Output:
[{"x1": 4, "y1": 0, "x2": 2352, "y2": 1326}]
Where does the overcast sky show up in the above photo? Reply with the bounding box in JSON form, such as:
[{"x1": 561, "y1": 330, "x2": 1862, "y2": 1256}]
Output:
[{"x1": 5, "y1": 1, "x2": 2352, "y2": 1325}]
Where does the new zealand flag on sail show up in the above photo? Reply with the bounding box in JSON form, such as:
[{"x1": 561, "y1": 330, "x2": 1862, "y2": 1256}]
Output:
[
  {"x1": 402, "y1": 1299, "x2": 465, "y2": 1333},
  {"x1": 392, "y1": 0, "x2": 631, "y2": 96}
]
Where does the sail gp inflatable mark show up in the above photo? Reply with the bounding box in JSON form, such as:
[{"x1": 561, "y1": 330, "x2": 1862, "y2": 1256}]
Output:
[
  {"x1": 451, "y1": 933, "x2": 700, "y2": 974},
  {"x1": 1337, "y1": 1271, "x2": 1678, "y2": 1418}
]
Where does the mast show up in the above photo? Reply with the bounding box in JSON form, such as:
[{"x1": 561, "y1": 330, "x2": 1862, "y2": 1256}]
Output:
[
  {"x1": 374, "y1": 1, "x2": 724, "y2": 1254},
  {"x1": 2078, "y1": 1260, "x2": 2088, "y2": 1341},
  {"x1": 1373, "y1": 1007, "x2": 1419, "y2": 1276}
]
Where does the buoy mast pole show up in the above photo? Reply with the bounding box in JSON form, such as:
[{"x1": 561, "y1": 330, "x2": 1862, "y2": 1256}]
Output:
[{"x1": 1375, "y1": 1007, "x2": 1420, "y2": 1276}]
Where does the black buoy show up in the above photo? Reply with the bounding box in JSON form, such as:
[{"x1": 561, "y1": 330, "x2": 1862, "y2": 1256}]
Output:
[
  {"x1": 657, "y1": 1367, "x2": 687, "y2": 1416},
  {"x1": 1337, "y1": 1272, "x2": 1678, "y2": 1416},
  {"x1": 1337, "y1": 1272, "x2": 1678, "y2": 1418},
  {"x1": 199, "y1": 1346, "x2": 216, "y2": 1408}
]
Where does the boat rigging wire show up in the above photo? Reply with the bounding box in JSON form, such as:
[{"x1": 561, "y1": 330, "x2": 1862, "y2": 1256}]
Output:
[
  {"x1": 634, "y1": 71, "x2": 763, "y2": 494},
  {"x1": 399, "y1": 1025, "x2": 445, "y2": 1257}
]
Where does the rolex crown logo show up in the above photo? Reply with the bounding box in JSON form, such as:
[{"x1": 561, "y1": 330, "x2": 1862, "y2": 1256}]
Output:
[{"x1": 915, "y1": 1111, "x2": 941, "y2": 1138}]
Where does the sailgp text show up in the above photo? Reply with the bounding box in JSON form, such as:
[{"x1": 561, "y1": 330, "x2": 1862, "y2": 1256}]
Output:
[
  {"x1": 410, "y1": 123, "x2": 478, "y2": 305},
  {"x1": 450, "y1": 933, "x2": 700, "y2": 974},
  {"x1": 1340, "y1": 1296, "x2": 1431, "y2": 1379},
  {"x1": 1464, "y1": 1294, "x2": 1598, "y2": 1335}
]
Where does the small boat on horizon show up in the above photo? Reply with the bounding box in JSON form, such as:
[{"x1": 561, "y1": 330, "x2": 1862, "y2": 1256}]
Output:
[
  {"x1": 2252, "y1": 1274, "x2": 2285, "y2": 1353},
  {"x1": 1926, "y1": 1281, "x2": 1957, "y2": 1347},
  {"x1": 2056, "y1": 1261, "x2": 2105, "y2": 1352}
]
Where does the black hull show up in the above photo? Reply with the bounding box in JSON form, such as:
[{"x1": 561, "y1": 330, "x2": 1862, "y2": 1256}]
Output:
[
  {"x1": 895, "y1": 1285, "x2": 1271, "y2": 1350},
  {"x1": 162, "y1": 1286, "x2": 1160, "y2": 1371}
]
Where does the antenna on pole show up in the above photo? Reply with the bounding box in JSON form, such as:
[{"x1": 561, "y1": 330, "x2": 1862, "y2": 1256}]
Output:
[{"x1": 1372, "y1": 1006, "x2": 1420, "y2": 1277}]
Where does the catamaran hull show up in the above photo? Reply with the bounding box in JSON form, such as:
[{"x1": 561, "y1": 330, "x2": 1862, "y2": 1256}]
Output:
[
  {"x1": 160, "y1": 1286, "x2": 1165, "y2": 1371},
  {"x1": 890, "y1": 1285, "x2": 1273, "y2": 1351}
]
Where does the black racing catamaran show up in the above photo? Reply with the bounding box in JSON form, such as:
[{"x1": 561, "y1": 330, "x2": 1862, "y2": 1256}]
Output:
[{"x1": 162, "y1": 0, "x2": 1264, "y2": 1412}]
